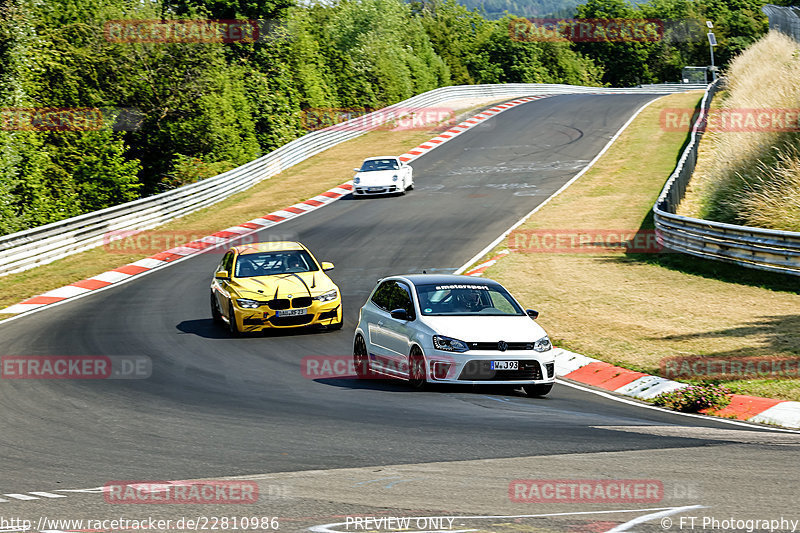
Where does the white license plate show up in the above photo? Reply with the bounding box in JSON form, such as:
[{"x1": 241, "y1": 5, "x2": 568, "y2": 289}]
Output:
[
  {"x1": 491, "y1": 360, "x2": 518, "y2": 371},
  {"x1": 276, "y1": 308, "x2": 307, "y2": 317},
  {"x1": 368, "y1": 187, "x2": 383, "y2": 192}
]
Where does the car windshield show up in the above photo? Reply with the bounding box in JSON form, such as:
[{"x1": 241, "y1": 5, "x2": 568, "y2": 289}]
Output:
[
  {"x1": 360, "y1": 159, "x2": 399, "y2": 171},
  {"x1": 414, "y1": 283, "x2": 524, "y2": 316},
  {"x1": 234, "y1": 250, "x2": 319, "y2": 277}
]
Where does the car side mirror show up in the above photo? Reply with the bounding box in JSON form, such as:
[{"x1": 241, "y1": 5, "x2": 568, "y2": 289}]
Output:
[
  {"x1": 526, "y1": 309, "x2": 539, "y2": 320},
  {"x1": 215, "y1": 270, "x2": 229, "y2": 280},
  {"x1": 390, "y1": 308, "x2": 409, "y2": 321},
  {"x1": 321, "y1": 261, "x2": 334, "y2": 271}
]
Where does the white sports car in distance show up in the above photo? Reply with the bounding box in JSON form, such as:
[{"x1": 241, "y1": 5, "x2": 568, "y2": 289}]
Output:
[
  {"x1": 353, "y1": 274, "x2": 557, "y2": 396},
  {"x1": 352, "y1": 156, "x2": 413, "y2": 196}
]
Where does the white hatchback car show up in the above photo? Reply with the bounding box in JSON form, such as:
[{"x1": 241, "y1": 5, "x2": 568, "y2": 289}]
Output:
[
  {"x1": 353, "y1": 274, "x2": 556, "y2": 396},
  {"x1": 352, "y1": 156, "x2": 413, "y2": 196}
]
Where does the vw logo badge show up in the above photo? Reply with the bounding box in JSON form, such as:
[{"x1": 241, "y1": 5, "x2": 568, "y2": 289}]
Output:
[
  {"x1": 287, "y1": 294, "x2": 292, "y2": 298},
  {"x1": 498, "y1": 340, "x2": 508, "y2": 352}
]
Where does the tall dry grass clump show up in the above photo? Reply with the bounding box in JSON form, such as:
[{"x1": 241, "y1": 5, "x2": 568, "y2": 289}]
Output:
[{"x1": 685, "y1": 31, "x2": 800, "y2": 231}]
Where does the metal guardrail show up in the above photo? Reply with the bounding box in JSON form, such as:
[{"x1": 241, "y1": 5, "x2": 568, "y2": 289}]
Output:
[
  {"x1": 0, "y1": 83, "x2": 699, "y2": 277},
  {"x1": 763, "y1": 4, "x2": 800, "y2": 42},
  {"x1": 653, "y1": 79, "x2": 800, "y2": 276}
]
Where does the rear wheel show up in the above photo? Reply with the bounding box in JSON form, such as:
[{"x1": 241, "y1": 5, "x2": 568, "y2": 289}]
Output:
[
  {"x1": 408, "y1": 346, "x2": 427, "y2": 390},
  {"x1": 353, "y1": 335, "x2": 371, "y2": 378},
  {"x1": 523, "y1": 383, "x2": 553, "y2": 397}
]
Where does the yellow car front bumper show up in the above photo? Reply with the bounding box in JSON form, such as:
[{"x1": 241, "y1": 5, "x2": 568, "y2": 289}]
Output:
[{"x1": 233, "y1": 298, "x2": 342, "y2": 331}]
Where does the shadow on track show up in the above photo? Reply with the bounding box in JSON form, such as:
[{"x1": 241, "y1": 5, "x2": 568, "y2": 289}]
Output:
[{"x1": 176, "y1": 319, "x2": 345, "y2": 339}]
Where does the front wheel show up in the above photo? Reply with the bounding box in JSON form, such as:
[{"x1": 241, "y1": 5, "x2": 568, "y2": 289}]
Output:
[
  {"x1": 408, "y1": 346, "x2": 427, "y2": 390},
  {"x1": 210, "y1": 292, "x2": 223, "y2": 324},
  {"x1": 523, "y1": 383, "x2": 553, "y2": 397},
  {"x1": 353, "y1": 335, "x2": 372, "y2": 378},
  {"x1": 227, "y1": 302, "x2": 241, "y2": 337}
]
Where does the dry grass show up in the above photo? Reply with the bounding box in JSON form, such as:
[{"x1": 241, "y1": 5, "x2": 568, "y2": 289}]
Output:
[
  {"x1": 680, "y1": 31, "x2": 800, "y2": 230},
  {"x1": 0, "y1": 99, "x2": 508, "y2": 312},
  {"x1": 474, "y1": 91, "x2": 800, "y2": 401}
]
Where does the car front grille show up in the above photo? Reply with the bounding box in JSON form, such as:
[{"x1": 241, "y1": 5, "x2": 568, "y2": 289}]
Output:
[
  {"x1": 468, "y1": 341, "x2": 535, "y2": 351},
  {"x1": 267, "y1": 297, "x2": 312, "y2": 310},
  {"x1": 458, "y1": 360, "x2": 543, "y2": 381},
  {"x1": 291, "y1": 297, "x2": 312, "y2": 308},
  {"x1": 268, "y1": 314, "x2": 315, "y2": 327}
]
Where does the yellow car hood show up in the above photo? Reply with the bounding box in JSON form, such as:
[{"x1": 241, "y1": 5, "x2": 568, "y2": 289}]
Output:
[{"x1": 231, "y1": 271, "x2": 337, "y2": 300}]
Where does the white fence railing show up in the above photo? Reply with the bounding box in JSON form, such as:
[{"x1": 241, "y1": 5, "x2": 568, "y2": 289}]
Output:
[
  {"x1": 653, "y1": 79, "x2": 800, "y2": 276},
  {"x1": 0, "y1": 83, "x2": 698, "y2": 276},
  {"x1": 763, "y1": 4, "x2": 800, "y2": 43}
]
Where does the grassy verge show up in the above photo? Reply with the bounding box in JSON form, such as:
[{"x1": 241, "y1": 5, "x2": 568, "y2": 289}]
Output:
[
  {"x1": 476, "y1": 91, "x2": 800, "y2": 401},
  {"x1": 679, "y1": 31, "x2": 800, "y2": 231},
  {"x1": 0, "y1": 99, "x2": 507, "y2": 313}
]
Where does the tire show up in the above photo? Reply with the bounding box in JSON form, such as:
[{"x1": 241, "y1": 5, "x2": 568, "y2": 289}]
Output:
[
  {"x1": 227, "y1": 302, "x2": 241, "y2": 337},
  {"x1": 523, "y1": 383, "x2": 553, "y2": 397},
  {"x1": 408, "y1": 346, "x2": 427, "y2": 390},
  {"x1": 353, "y1": 335, "x2": 372, "y2": 378},
  {"x1": 210, "y1": 292, "x2": 223, "y2": 324}
]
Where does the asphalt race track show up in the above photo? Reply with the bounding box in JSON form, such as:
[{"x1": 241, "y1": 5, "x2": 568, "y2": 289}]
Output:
[{"x1": 1, "y1": 94, "x2": 799, "y2": 532}]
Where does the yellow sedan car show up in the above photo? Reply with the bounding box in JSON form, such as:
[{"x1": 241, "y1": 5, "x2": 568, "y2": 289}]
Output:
[{"x1": 210, "y1": 241, "x2": 342, "y2": 335}]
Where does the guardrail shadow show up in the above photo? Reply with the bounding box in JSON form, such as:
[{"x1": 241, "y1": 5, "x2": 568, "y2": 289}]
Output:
[
  {"x1": 649, "y1": 314, "x2": 800, "y2": 377},
  {"x1": 612, "y1": 212, "x2": 800, "y2": 294}
]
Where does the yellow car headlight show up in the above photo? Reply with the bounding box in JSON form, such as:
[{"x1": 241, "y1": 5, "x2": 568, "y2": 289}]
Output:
[
  {"x1": 236, "y1": 298, "x2": 263, "y2": 309},
  {"x1": 312, "y1": 289, "x2": 338, "y2": 302}
]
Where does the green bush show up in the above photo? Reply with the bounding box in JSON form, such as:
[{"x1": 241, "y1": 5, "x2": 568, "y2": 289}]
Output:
[{"x1": 652, "y1": 383, "x2": 732, "y2": 412}]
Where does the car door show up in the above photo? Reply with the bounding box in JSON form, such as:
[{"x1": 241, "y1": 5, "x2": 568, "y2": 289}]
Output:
[
  {"x1": 364, "y1": 281, "x2": 393, "y2": 364},
  {"x1": 380, "y1": 281, "x2": 417, "y2": 376},
  {"x1": 214, "y1": 251, "x2": 236, "y2": 313}
]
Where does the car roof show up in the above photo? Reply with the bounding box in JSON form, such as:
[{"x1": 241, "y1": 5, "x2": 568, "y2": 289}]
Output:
[
  {"x1": 362, "y1": 156, "x2": 399, "y2": 161},
  {"x1": 233, "y1": 241, "x2": 305, "y2": 255},
  {"x1": 390, "y1": 274, "x2": 505, "y2": 287}
]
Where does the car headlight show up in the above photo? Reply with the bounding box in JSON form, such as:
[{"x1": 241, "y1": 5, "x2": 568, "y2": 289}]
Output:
[
  {"x1": 236, "y1": 298, "x2": 263, "y2": 309},
  {"x1": 313, "y1": 289, "x2": 338, "y2": 302},
  {"x1": 392, "y1": 175, "x2": 398, "y2": 181},
  {"x1": 354, "y1": 177, "x2": 360, "y2": 184},
  {"x1": 432, "y1": 335, "x2": 469, "y2": 353},
  {"x1": 534, "y1": 335, "x2": 552, "y2": 352}
]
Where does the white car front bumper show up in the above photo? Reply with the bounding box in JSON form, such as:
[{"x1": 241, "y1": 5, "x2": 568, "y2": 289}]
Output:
[{"x1": 423, "y1": 348, "x2": 557, "y2": 385}]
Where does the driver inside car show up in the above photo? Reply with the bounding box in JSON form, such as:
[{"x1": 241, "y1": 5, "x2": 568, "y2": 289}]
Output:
[{"x1": 453, "y1": 289, "x2": 485, "y2": 313}]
